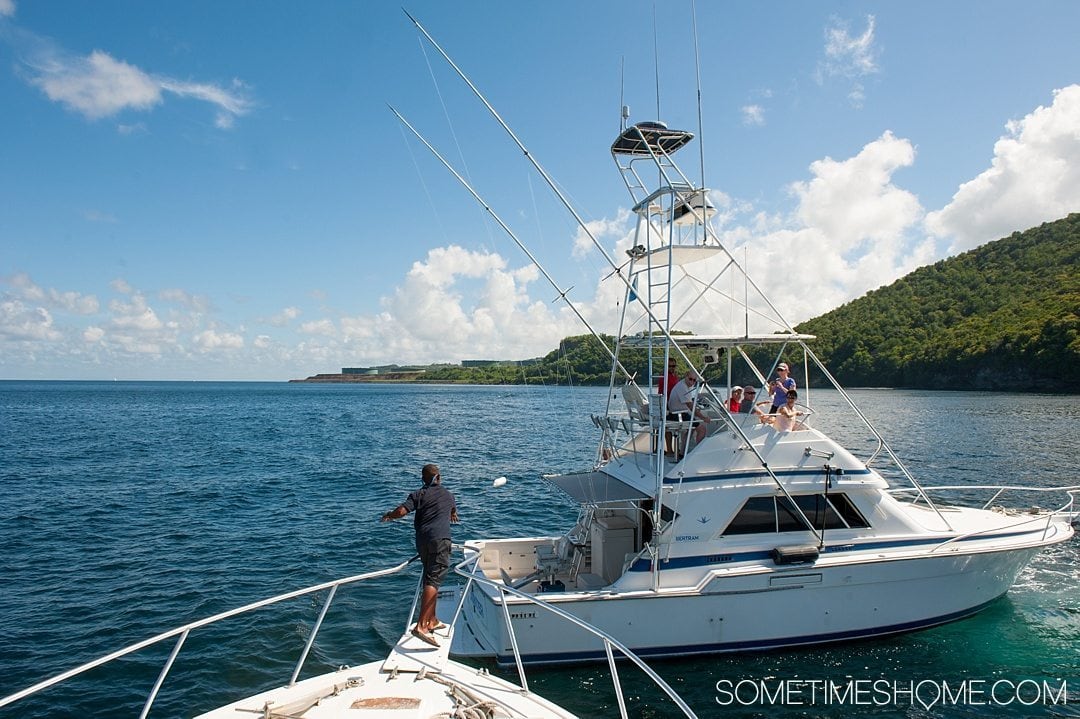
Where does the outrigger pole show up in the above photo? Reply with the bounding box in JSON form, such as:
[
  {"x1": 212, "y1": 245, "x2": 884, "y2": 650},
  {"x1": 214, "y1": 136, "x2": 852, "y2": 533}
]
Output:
[
  {"x1": 402, "y1": 10, "x2": 703, "y2": 378},
  {"x1": 389, "y1": 105, "x2": 632, "y2": 381}
]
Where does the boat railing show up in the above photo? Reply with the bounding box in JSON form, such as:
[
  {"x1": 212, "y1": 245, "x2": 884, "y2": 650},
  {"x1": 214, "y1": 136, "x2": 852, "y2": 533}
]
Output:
[
  {"x1": 3, "y1": 550, "x2": 698, "y2": 719},
  {"x1": 450, "y1": 550, "x2": 699, "y2": 719},
  {"x1": 0, "y1": 556, "x2": 422, "y2": 716},
  {"x1": 888, "y1": 484, "x2": 1080, "y2": 544}
]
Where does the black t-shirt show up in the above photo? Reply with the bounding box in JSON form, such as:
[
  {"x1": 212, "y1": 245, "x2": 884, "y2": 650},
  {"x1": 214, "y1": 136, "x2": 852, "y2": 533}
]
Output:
[{"x1": 403, "y1": 483, "x2": 456, "y2": 547}]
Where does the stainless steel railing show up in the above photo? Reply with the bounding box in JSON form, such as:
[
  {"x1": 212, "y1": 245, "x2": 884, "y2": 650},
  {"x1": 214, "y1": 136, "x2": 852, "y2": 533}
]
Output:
[
  {"x1": 1, "y1": 550, "x2": 699, "y2": 719},
  {"x1": 888, "y1": 484, "x2": 1080, "y2": 544},
  {"x1": 889, "y1": 483, "x2": 1079, "y2": 512},
  {"x1": 449, "y1": 549, "x2": 698, "y2": 719},
  {"x1": 0, "y1": 557, "x2": 419, "y2": 716}
]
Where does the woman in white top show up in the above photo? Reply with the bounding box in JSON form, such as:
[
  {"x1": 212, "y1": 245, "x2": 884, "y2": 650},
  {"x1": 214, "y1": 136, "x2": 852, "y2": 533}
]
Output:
[{"x1": 767, "y1": 389, "x2": 806, "y2": 431}]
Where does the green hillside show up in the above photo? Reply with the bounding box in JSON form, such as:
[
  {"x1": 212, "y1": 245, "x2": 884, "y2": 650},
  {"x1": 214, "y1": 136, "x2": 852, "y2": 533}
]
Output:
[{"x1": 796, "y1": 213, "x2": 1080, "y2": 391}]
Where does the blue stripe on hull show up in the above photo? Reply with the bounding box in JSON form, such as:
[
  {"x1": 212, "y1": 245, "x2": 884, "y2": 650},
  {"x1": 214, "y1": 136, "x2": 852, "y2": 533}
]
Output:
[
  {"x1": 662, "y1": 467, "x2": 872, "y2": 484},
  {"x1": 628, "y1": 527, "x2": 1048, "y2": 572},
  {"x1": 493, "y1": 596, "x2": 1003, "y2": 666}
]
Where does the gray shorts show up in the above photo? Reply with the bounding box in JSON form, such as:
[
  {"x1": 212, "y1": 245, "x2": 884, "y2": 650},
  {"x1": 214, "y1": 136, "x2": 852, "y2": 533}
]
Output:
[{"x1": 418, "y1": 538, "x2": 452, "y2": 589}]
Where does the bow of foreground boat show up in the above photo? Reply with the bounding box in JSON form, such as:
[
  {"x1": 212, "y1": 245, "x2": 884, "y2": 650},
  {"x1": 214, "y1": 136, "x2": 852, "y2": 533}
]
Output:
[{"x1": 0, "y1": 553, "x2": 697, "y2": 718}]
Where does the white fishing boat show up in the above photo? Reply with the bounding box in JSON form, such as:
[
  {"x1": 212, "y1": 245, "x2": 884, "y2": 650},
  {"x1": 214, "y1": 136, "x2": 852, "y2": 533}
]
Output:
[
  {"x1": 0, "y1": 555, "x2": 697, "y2": 718},
  {"x1": 394, "y1": 16, "x2": 1080, "y2": 666}
]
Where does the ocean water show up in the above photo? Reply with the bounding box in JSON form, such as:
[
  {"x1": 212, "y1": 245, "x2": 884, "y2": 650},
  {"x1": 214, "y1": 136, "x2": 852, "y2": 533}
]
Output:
[{"x1": 0, "y1": 381, "x2": 1077, "y2": 718}]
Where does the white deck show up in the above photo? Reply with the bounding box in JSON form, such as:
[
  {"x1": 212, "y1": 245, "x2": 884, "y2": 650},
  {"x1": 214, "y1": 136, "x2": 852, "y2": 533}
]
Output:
[
  {"x1": 380, "y1": 624, "x2": 454, "y2": 673},
  {"x1": 196, "y1": 625, "x2": 578, "y2": 719},
  {"x1": 193, "y1": 622, "x2": 585, "y2": 718}
]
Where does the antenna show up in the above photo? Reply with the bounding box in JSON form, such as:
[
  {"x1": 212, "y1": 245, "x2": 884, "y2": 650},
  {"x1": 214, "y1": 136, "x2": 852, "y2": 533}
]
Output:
[
  {"x1": 619, "y1": 57, "x2": 629, "y2": 132},
  {"x1": 652, "y1": 4, "x2": 661, "y2": 119},
  {"x1": 691, "y1": 0, "x2": 705, "y2": 191}
]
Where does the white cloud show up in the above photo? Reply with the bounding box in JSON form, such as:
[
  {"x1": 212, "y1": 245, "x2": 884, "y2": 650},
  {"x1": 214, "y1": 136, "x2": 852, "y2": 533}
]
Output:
[
  {"x1": 6, "y1": 272, "x2": 99, "y2": 314},
  {"x1": 53, "y1": 289, "x2": 99, "y2": 314},
  {"x1": 110, "y1": 278, "x2": 133, "y2": 294},
  {"x1": 572, "y1": 210, "x2": 631, "y2": 259},
  {"x1": 741, "y1": 105, "x2": 765, "y2": 126},
  {"x1": 109, "y1": 293, "x2": 164, "y2": 331},
  {"x1": 792, "y1": 131, "x2": 921, "y2": 246},
  {"x1": 268, "y1": 306, "x2": 302, "y2": 327},
  {"x1": 193, "y1": 329, "x2": 244, "y2": 352},
  {"x1": 117, "y1": 122, "x2": 147, "y2": 136},
  {"x1": 31, "y1": 49, "x2": 161, "y2": 119},
  {"x1": 821, "y1": 15, "x2": 878, "y2": 76},
  {"x1": 19, "y1": 38, "x2": 252, "y2": 126},
  {"x1": 0, "y1": 300, "x2": 61, "y2": 341},
  {"x1": 925, "y1": 84, "x2": 1080, "y2": 253},
  {"x1": 848, "y1": 83, "x2": 866, "y2": 108},
  {"x1": 159, "y1": 288, "x2": 211, "y2": 312},
  {"x1": 706, "y1": 131, "x2": 933, "y2": 326},
  {"x1": 816, "y1": 15, "x2": 878, "y2": 108},
  {"x1": 299, "y1": 318, "x2": 337, "y2": 336},
  {"x1": 303, "y1": 244, "x2": 578, "y2": 366},
  {"x1": 8, "y1": 272, "x2": 44, "y2": 302},
  {"x1": 0, "y1": 0, "x2": 15, "y2": 18},
  {"x1": 158, "y1": 76, "x2": 253, "y2": 129},
  {"x1": 83, "y1": 326, "x2": 105, "y2": 343}
]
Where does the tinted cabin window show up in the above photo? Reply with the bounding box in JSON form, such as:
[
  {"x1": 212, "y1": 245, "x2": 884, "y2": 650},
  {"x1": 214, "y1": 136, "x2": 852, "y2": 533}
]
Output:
[
  {"x1": 722, "y1": 497, "x2": 777, "y2": 535},
  {"x1": 785, "y1": 495, "x2": 845, "y2": 531},
  {"x1": 827, "y1": 493, "x2": 870, "y2": 529},
  {"x1": 776, "y1": 496, "x2": 810, "y2": 532},
  {"x1": 723, "y1": 493, "x2": 870, "y2": 536}
]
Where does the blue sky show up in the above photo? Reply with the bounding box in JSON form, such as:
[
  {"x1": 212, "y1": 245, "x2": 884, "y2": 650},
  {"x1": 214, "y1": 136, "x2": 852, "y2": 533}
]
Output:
[{"x1": 2, "y1": 1, "x2": 1078, "y2": 380}]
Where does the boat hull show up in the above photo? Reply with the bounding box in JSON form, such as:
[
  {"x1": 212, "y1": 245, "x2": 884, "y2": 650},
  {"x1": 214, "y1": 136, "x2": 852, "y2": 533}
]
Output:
[{"x1": 452, "y1": 541, "x2": 1054, "y2": 665}]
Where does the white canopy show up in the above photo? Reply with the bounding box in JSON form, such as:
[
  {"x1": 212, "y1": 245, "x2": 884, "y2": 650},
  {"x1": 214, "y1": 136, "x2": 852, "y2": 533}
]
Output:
[
  {"x1": 621, "y1": 333, "x2": 816, "y2": 349},
  {"x1": 543, "y1": 471, "x2": 650, "y2": 504}
]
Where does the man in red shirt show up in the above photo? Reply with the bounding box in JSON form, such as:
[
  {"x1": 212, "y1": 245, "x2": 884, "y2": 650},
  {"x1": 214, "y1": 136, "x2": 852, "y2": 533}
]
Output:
[
  {"x1": 657, "y1": 357, "x2": 679, "y2": 399},
  {"x1": 657, "y1": 358, "x2": 679, "y2": 454}
]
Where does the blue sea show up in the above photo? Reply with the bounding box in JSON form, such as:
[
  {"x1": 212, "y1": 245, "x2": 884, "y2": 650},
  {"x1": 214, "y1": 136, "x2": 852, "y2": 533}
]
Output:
[{"x1": 1, "y1": 381, "x2": 1077, "y2": 718}]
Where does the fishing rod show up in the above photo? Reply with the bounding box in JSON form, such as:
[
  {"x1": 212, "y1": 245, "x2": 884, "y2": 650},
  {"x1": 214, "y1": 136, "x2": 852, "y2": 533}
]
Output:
[{"x1": 388, "y1": 105, "x2": 632, "y2": 381}]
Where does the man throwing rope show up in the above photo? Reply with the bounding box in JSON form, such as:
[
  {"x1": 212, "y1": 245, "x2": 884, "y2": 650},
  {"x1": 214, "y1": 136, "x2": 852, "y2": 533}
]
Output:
[{"x1": 381, "y1": 463, "x2": 459, "y2": 647}]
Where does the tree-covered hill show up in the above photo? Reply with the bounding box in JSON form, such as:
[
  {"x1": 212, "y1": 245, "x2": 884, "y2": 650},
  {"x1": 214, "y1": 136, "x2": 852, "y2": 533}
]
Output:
[{"x1": 795, "y1": 213, "x2": 1080, "y2": 391}]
